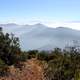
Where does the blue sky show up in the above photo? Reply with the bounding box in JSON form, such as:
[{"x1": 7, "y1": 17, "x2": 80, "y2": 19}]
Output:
[{"x1": 0, "y1": 0, "x2": 80, "y2": 29}]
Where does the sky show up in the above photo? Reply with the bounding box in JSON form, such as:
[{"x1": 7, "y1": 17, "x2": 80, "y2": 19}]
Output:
[{"x1": 0, "y1": 0, "x2": 80, "y2": 30}]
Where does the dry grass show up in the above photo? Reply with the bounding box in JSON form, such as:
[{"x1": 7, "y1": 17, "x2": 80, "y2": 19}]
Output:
[{"x1": 0, "y1": 58, "x2": 45, "y2": 80}]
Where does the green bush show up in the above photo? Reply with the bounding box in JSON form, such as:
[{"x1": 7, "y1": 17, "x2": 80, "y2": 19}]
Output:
[
  {"x1": 19, "y1": 52, "x2": 28, "y2": 61},
  {"x1": 37, "y1": 51, "x2": 49, "y2": 61},
  {"x1": 27, "y1": 50, "x2": 38, "y2": 59},
  {"x1": 0, "y1": 28, "x2": 21, "y2": 65}
]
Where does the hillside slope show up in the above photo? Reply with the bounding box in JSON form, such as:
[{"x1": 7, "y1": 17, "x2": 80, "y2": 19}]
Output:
[{"x1": 0, "y1": 59, "x2": 44, "y2": 80}]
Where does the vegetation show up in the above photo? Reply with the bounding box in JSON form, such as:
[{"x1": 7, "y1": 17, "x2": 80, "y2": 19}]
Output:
[
  {"x1": 0, "y1": 27, "x2": 26, "y2": 75},
  {"x1": 22, "y1": 47, "x2": 80, "y2": 80},
  {"x1": 0, "y1": 27, "x2": 80, "y2": 80}
]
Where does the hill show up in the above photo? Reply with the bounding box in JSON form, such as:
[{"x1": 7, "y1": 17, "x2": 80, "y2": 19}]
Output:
[{"x1": 1, "y1": 23, "x2": 80, "y2": 50}]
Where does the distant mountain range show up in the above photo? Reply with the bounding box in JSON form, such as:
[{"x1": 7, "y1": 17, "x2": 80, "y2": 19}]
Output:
[{"x1": 0, "y1": 23, "x2": 80, "y2": 51}]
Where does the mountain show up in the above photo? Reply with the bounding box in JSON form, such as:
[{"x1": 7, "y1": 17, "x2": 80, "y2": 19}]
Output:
[{"x1": 1, "y1": 23, "x2": 80, "y2": 51}]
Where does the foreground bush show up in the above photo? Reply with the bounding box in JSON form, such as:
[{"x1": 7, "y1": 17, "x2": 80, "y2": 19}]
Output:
[{"x1": 0, "y1": 27, "x2": 22, "y2": 76}]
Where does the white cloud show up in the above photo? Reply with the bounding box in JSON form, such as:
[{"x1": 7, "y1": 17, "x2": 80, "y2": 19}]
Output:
[
  {"x1": 42, "y1": 21, "x2": 80, "y2": 30},
  {"x1": 1, "y1": 18, "x2": 80, "y2": 30},
  {"x1": 26, "y1": 19, "x2": 80, "y2": 30}
]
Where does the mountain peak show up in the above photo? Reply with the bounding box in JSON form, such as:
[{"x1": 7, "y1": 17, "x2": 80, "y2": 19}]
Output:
[
  {"x1": 34, "y1": 23, "x2": 46, "y2": 26},
  {"x1": 0, "y1": 23, "x2": 18, "y2": 26},
  {"x1": 56, "y1": 26, "x2": 72, "y2": 30}
]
